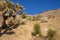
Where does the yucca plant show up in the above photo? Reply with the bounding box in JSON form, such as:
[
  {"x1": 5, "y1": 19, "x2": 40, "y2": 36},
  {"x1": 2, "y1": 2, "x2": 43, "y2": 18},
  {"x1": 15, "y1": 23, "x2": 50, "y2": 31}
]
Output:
[
  {"x1": 47, "y1": 28, "x2": 56, "y2": 40},
  {"x1": 33, "y1": 23, "x2": 42, "y2": 37},
  {"x1": 34, "y1": 23, "x2": 40, "y2": 34}
]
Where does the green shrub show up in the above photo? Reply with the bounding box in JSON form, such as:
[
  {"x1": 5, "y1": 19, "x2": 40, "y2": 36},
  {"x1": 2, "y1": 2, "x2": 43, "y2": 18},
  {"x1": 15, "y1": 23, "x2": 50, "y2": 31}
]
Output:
[
  {"x1": 34, "y1": 23, "x2": 41, "y2": 34},
  {"x1": 33, "y1": 23, "x2": 42, "y2": 37},
  {"x1": 47, "y1": 28, "x2": 56, "y2": 40}
]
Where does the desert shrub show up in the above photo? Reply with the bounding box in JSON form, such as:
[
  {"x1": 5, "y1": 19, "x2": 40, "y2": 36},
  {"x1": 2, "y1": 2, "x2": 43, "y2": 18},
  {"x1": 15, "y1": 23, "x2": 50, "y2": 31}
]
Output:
[
  {"x1": 26, "y1": 16, "x2": 32, "y2": 21},
  {"x1": 34, "y1": 23, "x2": 41, "y2": 34},
  {"x1": 32, "y1": 23, "x2": 42, "y2": 37},
  {"x1": 32, "y1": 16, "x2": 36, "y2": 21},
  {"x1": 20, "y1": 19, "x2": 26, "y2": 25},
  {"x1": 47, "y1": 15, "x2": 52, "y2": 19},
  {"x1": 36, "y1": 15, "x2": 42, "y2": 20},
  {"x1": 47, "y1": 15, "x2": 55, "y2": 19},
  {"x1": 47, "y1": 28, "x2": 56, "y2": 40},
  {"x1": 40, "y1": 17, "x2": 48, "y2": 23},
  {"x1": 40, "y1": 19, "x2": 48, "y2": 23}
]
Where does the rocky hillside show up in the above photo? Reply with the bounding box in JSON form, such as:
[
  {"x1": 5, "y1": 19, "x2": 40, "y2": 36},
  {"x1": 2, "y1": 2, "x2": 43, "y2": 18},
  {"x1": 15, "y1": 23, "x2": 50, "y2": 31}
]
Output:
[{"x1": 0, "y1": 8, "x2": 60, "y2": 40}]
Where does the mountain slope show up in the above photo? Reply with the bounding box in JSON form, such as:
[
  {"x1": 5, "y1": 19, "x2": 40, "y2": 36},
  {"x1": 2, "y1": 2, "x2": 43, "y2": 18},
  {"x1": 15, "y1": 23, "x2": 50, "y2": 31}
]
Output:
[{"x1": 0, "y1": 8, "x2": 60, "y2": 40}]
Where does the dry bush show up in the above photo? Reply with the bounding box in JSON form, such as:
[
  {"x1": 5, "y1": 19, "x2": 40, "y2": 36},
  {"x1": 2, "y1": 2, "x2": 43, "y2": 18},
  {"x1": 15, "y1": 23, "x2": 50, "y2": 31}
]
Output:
[
  {"x1": 47, "y1": 15, "x2": 55, "y2": 19},
  {"x1": 32, "y1": 16, "x2": 36, "y2": 21},
  {"x1": 40, "y1": 17, "x2": 48, "y2": 23},
  {"x1": 36, "y1": 15, "x2": 42, "y2": 20},
  {"x1": 20, "y1": 19, "x2": 26, "y2": 25}
]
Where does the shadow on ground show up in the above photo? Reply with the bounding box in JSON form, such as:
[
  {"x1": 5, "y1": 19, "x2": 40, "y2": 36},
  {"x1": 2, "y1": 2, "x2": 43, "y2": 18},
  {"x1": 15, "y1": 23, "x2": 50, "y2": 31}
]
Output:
[{"x1": 0, "y1": 24, "x2": 19, "y2": 37}]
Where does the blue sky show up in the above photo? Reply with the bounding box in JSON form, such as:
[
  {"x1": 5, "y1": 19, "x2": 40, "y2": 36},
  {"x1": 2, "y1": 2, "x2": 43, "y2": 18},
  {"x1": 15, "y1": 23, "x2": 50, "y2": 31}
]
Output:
[{"x1": 10, "y1": 0, "x2": 60, "y2": 15}]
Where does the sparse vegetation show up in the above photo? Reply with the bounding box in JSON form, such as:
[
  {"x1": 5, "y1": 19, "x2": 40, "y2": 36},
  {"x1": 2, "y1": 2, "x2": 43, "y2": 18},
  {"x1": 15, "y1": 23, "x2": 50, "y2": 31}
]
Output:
[
  {"x1": 0, "y1": 0, "x2": 59, "y2": 40},
  {"x1": 47, "y1": 15, "x2": 55, "y2": 19},
  {"x1": 34, "y1": 23, "x2": 40, "y2": 34},
  {"x1": 47, "y1": 27, "x2": 56, "y2": 40},
  {"x1": 20, "y1": 19, "x2": 26, "y2": 25},
  {"x1": 40, "y1": 17, "x2": 48, "y2": 23},
  {"x1": 33, "y1": 23, "x2": 42, "y2": 37},
  {"x1": 32, "y1": 16, "x2": 36, "y2": 21},
  {"x1": 36, "y1": 15, "x2": 42, "y2": 20}
]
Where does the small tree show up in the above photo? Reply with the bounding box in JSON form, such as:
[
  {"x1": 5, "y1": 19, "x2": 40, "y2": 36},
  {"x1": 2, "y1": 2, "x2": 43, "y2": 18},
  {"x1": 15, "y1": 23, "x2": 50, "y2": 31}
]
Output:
[
  {"x1": 0, "y1": 0, "x2": 24, "y2": 36},
  {"x1": 47, "y1": 28, "x2": 56, "y2": 40}
]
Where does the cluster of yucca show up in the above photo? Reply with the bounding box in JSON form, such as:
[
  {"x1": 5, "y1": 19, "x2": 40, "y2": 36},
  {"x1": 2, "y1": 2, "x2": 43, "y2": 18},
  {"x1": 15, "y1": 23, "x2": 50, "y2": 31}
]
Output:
[{"x1": 33, "y1": 23, "x2": 56, "y2": 40}]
